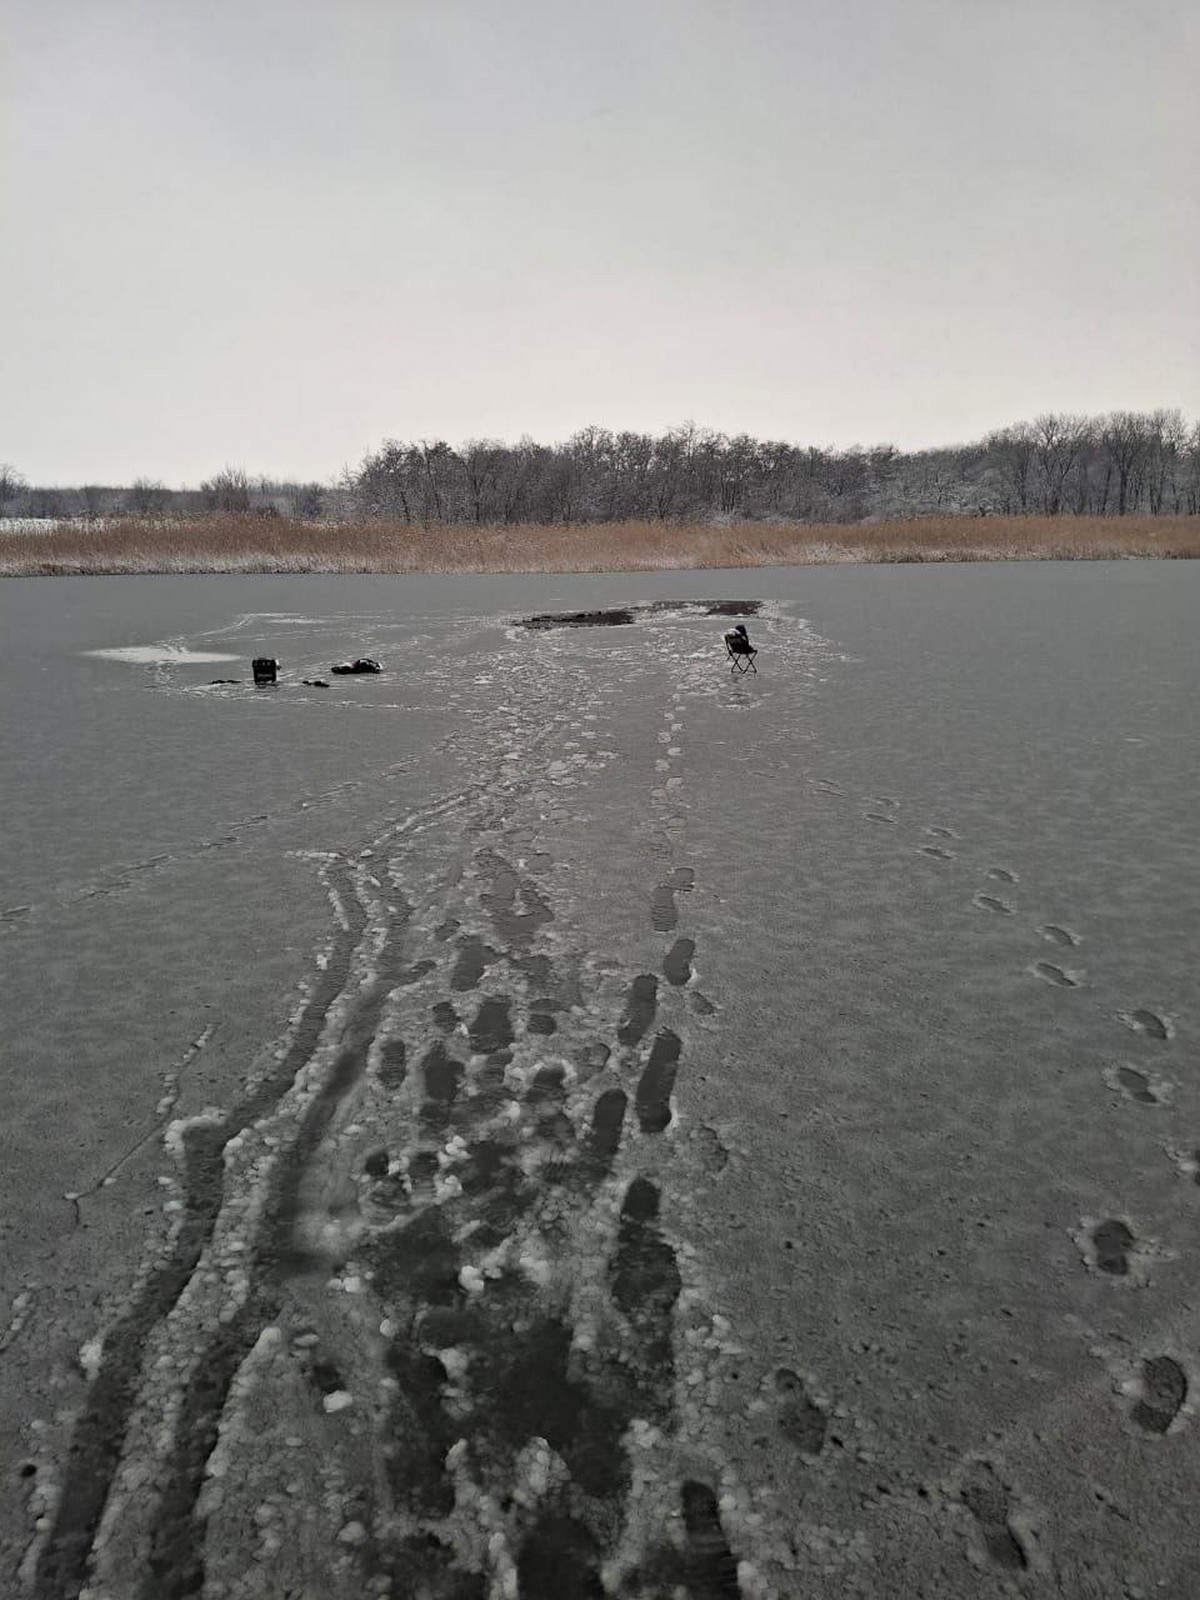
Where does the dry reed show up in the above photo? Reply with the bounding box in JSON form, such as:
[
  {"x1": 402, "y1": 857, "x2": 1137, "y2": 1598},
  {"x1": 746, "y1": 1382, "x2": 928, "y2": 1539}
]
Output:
[{"x1": 3, "y1": 513, "x2": 1199, "y2": 577}]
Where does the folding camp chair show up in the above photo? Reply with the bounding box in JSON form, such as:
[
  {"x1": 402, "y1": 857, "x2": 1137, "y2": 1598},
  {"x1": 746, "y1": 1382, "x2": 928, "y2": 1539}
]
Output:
[{"x1": 723, "y1": 627, "x2": 758, "y2": 674}]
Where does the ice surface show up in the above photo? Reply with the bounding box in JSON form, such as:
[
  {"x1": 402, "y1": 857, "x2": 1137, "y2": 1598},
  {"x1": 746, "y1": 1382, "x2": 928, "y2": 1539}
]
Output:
[
  {"x1": 85, "y1": 644, "x2": 242, "y2": 663},
  {"x1": 3, "y1": 565, "x2": 1199, "y2": 1597}
]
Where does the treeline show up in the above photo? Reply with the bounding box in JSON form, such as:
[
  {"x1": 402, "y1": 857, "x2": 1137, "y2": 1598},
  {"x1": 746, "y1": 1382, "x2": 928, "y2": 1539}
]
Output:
[
  {"x1": 346, "y1": 411, "x2": 1200, "y2": 523},
  {"x1": 4, "y1": 409, "x2": 1199, "y2": 526},
  {"x1": 0, "y1": 467, "x2": 331, "y2": 524}
]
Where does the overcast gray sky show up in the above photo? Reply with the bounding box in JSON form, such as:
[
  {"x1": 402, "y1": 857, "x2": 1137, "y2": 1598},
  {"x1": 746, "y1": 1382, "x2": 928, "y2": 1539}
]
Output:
[{"x1": 4, "y1": 0, "x2": 1197, "y2": 485}]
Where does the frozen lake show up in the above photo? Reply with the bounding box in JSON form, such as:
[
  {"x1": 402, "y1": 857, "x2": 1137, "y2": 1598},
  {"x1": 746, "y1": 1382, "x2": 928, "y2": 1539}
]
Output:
[{"x1": 2, "y1": 564, "x2": 1198, "y2": 1598}]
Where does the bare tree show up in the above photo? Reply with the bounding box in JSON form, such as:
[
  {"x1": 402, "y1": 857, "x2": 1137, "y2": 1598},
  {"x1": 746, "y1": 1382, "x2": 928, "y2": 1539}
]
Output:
[
  {"x1": 417, "y1": 441, "x2": 457, "y2": 521},
  {"x1": 1098, "y1": 412, "x2": 1153, "y2": 515},
  {"x1": 1032, "y1": 413, "x2": 1092, "y2": 515},
  {"x1": 0, "y1": 464, "x2": 25, "y2": 516},
  {"x1": 28, "y1": 488, "x2": 65, "y2": 520},
  {"x1": 985, "y1": 424, "x2": 1037, "y2": 513},
  {"x1": 348, "y1": 443, "x2": 414, "y2": 522},
  {"x1": 292, "y1": 483, "x2": 326, "y2": 520},
  {"x1": 718, "y1": 434, "x2": 749, "y2": 509},
  {"x1": 200, "y1": 467, "x2": 252, "y2": 513},
  {"x1": 1181, "y1": 422, "x2": 1200, "y2": 514},
  {"x1": 461, "y1": 439, "x2": 506, "y2": 523},
  {"x1": 80, "y1": 484, "x2": 109, "y2": 519},
  {"x1": 1144, "y1": 408, "x2": 1188, "y2": 513},
  {"x1": 126, "y1": 478, "x2": 171, "y2": 515}
]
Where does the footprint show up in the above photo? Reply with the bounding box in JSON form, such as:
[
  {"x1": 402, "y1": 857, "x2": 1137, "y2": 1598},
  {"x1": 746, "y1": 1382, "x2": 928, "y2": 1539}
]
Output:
[
  {"x1": 1132, "y1": 1356, "x2": 1187, "y2": 1434},
  {"x1": 986, "y1": 867, "x2": 1018, "y2": 884},
  {"x1": 927, "y1": 826, "x2": 958, "y2": 840},
  {"x1": 304, "y1": 1351, "x2": 347, "y2": 1400},
  {"x1": 610, "y1": 1179, "x2": 682, "y2": 1419},
  {"x1": 1092, "y1": 1218, "x2": 1135, "y2": 1276},
  {"x1": 919, "y1": 845, "x2": 955, "y2": 860},
  {"x1": 636, "y1": 1030, "x2": 681, "y2": 1134},
  {"x1": 1117, "y1": 1067, "x2": 1158, "y2": 1105},
  {"x1": 663, "y1": 938, "x2": 695, "y2": 987},
  {"x1": 772, "y1": 1368, "x2": 827, "y2": 1455},
  {"x1": 448, "y1": 1307, "x2": 628, "y2": 1523},
  {"x1": 479, "y1": 858, "x2": 519, "y2": 908},
  {"x1": 450, "y1": 935, "x2": 494, "y2": 991},
  {"x1": 573, "y1": 1041, "x2": 611, "y2": 1081},
  {"x1": 650, "y1": 884, "x2": 680, "y2": 931},
  {"x1": 378, "y1": 1038, "x2": 408, "y2": 1090},
  {"x1": 362, "y1": 1147, "x2": 390, "y2": 1179},
  {"x1": 529, "y1": 1061, "x2": 567, "y2": 1103},
  {"x1": 453, "y1": 1136, "x2": 526, "y2": 1227},
  {"x1": 508, "y1": 882, "x2": 556, "y2": 943},
  {"x1": 515, "y1": 953, "x2": 554, "y2": 992},
  {"x1": 958, "y1": 1461, "x2": 1029, "y2": 1571},
  {"x1": 1118, "y1": 1009, "x2": 1172, "y2": 1042},
  {"x1": 584, "y1": 1089, "x2": 627, "y2": 1170},
  {"x1": 381, "y1": 1338, "x2": 459, "y2": 1515},
  {"x1": 431, "y1": 1001, "x2": 458, "y2": 1035},
  {"x1": 1032, "y1": 961, "x2": 1080, "y2": 988},
  {"x1": 1039, "y1": 924, "x2": 1078, "y2": 947},
  {"x1": 396, "y1": 958, "x2": 436, "y2": 987},
  {"x1": 651, "y1": 869, "x2": 695, "y2": 930},
  {"x1": 405, "y1": 1149, "x2": 440, "y2": 1195},
  {"x1": 517, "y1": 1512, "x2": 605, "y2": 1596},
  {"x1": 866, "y1": 812, "x2": 897, "y2": 825},
  {"x1": 368, "y1": 1207, "x2": 465, "y2": 1312},
  {"x1": 1168, "y1": 1145, "x2": 1200, "y2": 1187},
  {"x1": 528, "y1": 997, "x2": 561, "y2": 1038},
  {"x1": 1106, "y1": 1065, "x2": 1161, "y2": 1106},
  {"x1": 692, "y1": 1124, "x2": 730, "y2": 1175},
  {"x1": 483, "y1": 867, "x2": 555, "y2": 944},
  {"x1": 680, "y1": 1481, "x2": 741, "y2": 1598},
  {"x1": 618, "y1": 975, "x2": 659, "y2": 1048},
  {"x1": 973, "y1": 893, "x2": 1013, "y2": 915},
  {"x1": 468, "y1": 996, "x2": 514, "y2": 1055},
  {"x1": 420, "y1": 1042, "x2": 464, "y2": 1126}
]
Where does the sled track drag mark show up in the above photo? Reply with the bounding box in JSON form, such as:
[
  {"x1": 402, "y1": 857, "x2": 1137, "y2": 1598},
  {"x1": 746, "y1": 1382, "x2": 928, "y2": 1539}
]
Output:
[
  {"x1": 140, "y1": 870, "x2": 421, "y2": 1599},
  {"x1": 34, "y1": 856, "x2": 365, "y2": 1600}
]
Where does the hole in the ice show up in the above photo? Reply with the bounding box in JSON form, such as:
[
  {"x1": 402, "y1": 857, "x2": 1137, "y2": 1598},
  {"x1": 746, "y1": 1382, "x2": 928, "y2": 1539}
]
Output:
[{"x1": 516, "y1": 609, "x2": 636, "y2": 630}]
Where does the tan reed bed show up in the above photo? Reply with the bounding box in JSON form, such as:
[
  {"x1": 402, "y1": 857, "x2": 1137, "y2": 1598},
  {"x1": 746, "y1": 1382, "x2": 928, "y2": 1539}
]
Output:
[{"x1": 2, "y1": 513, "x2": 1199, "y2": 576}]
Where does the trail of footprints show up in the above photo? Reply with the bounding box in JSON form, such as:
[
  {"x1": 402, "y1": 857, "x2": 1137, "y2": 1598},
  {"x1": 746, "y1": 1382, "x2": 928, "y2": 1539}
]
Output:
[
  {"x1": 297, "y1": 632, "x2": 829, "y2": 1594},
  {"x1": 40, "y1": 634, "x2": 842, "y2": 1600},
  {"x1": 363, "y1": 860, "x2": 704, "y2": 1580},
  {"x1": 848, "y1": 781, "x2": 1192, "y2": 1565},
  {"x1": 291, "y1": 837, "x2": 755, "y2": 1590}
]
